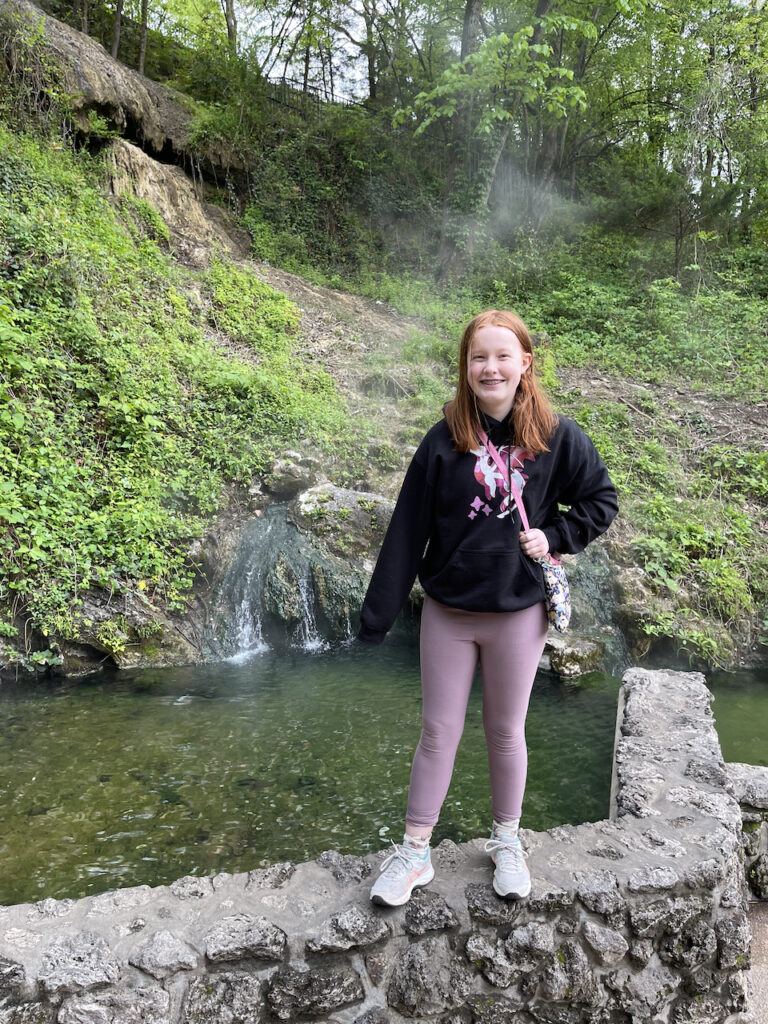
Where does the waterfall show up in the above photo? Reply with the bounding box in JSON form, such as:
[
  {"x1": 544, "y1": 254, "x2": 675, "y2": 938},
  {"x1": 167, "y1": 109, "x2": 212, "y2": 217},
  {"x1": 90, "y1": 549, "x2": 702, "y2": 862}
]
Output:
[{"x1": 207, "y1": 506, "x2": 331, "y2": 660}]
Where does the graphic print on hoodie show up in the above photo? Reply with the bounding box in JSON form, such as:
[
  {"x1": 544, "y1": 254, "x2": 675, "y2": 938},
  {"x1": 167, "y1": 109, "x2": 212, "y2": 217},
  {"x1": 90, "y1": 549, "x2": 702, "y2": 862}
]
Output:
[{"x1": 469, "y1": 444, "x2": 536, "y2": 520}]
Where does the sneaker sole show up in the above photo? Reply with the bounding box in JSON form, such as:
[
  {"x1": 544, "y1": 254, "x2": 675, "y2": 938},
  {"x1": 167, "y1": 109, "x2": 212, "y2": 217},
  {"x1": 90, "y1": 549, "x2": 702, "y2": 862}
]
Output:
[
  {"x1": 492, "y1": 875, "x2": 531, "y2": 900},
  {"x1": 370, "y1": 864, "x2": 435, "y2": 907}
]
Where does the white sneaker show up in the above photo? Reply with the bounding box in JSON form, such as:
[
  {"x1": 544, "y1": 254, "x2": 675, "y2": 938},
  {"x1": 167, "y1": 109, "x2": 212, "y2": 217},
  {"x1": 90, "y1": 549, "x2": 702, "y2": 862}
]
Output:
[
  {"x1": 485, "y1": 830, "x2": 531, "y2": 899},
  {"x1": 370, "y1": 838, "x2": 435, "y2": 907}
]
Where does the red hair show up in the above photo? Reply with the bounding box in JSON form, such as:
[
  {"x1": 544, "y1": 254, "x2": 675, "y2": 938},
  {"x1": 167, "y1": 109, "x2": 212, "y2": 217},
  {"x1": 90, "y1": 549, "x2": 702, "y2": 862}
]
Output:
[{"x1": 444, "y1": 310, "x2": 557, "y2": 454}]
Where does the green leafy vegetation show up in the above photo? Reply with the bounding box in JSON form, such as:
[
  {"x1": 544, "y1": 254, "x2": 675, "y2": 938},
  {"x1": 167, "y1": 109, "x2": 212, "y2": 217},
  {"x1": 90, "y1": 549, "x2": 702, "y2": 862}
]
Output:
[
  {"x1": 2, "y1": 0, "x2": 767, "y2": 669},
  {"x1": 0, "y1": 127, "x2": 355, "y2": 658}
]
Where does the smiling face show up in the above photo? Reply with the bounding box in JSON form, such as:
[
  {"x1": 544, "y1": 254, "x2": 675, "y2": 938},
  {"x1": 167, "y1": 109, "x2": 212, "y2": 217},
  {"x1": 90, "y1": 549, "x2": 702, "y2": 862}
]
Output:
[{"x1": 467, "y1": 324, "x2": 532, "y2": 420}]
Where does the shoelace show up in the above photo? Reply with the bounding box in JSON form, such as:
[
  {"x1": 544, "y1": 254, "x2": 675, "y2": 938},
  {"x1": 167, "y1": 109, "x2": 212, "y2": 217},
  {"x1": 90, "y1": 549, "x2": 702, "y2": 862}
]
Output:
[
  {"x1": 379, "y1": 841, "x2": 427, "y2": 877},
  {"x1": 484, "y1": 836, "x2": 528, "y2": 868}
]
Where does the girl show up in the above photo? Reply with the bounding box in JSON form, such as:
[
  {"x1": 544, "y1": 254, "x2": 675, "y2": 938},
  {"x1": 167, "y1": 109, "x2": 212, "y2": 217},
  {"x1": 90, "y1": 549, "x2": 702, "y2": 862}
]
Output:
[{"x1": 358, "y1": 310, "x2": 618, "y2": 906}]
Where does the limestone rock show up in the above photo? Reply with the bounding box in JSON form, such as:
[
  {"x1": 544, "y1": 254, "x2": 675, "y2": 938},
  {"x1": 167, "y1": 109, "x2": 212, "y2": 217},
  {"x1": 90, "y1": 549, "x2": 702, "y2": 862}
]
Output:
[
  {"x1": 627, "y1": 866, "x2": 680, "y2": 893},
  {"x1": 182, "y1": 972, "x2": 266, "y2": 1024},
  {"x1": 170, "y1": 876, "x2": 214, "y2": 900},
  {"x1": 465, "y1": 883, "x2": 523, "y2": 926},
  {"x1": 715, "y1": 911, "x2": 751, "y2": 969},
  {"x1": 607, "y1": 962, "x2": 678, "y2": 1017},
  {"x1": 582, "y1": 921, "x2": 629, "y2": 966},
  {"x1": 505, "y1": 922, "x2": 556, "y2": 973},
  {"x1": 465, "y1": 932, "x2": 516, "y2": 988},
  {"x1": 668, "y1": 996, "x2": 729, "y2": 1023},
  {"x1": 727, "y1": 763, "x2": 768, "y2": 808},
  {"x1": 306, "y1": 906, "x2": 389, "y2": 952},
  {"x1": 268, "y1": 453, "x2": 325, "y2": 499},
  {"x1": 538, "y1": 940, "x2": 597, "y2": 1004},
  {"x1": 58, "y1": 985, "x2": 170, "y2": 1024},
  {"x1": 749, "y1": 851, "x2": 768, "y2": 899},
  {"x1": 247, "y1": 863, "x2": 296, "y2": 890},
  {"x1": 468, "y1": 993, "x2": 525, "y2": 1023},
  {"x1": 267, "y1": 967, "x2": 364, "y2": 1021},
  {"x1": 317, "y1": 850, "x2": 373, "y2": 883},
  {"x1": 573, "y1": 869, "x2": 624, "y2": 916},
  {"x1": 57, "y1": 586, "x2": 198, "y2": 670},
  {"x1": 0, "y1": 957, "x2": 25, "y2": 990},
  {"x1": 0, "y1": 1005, "x2": 57, "y2": 1023},
  {"x1": 128, "y1": 929, "x2": 199, "y2": 979},
  {"x1": 545, "y1": 633, "x2": 604, "y2": 678},
  {"x1": 629, "y1": 895, "x2": 710, "y2": 938},
  {"x1": 353, "y1": 1010, "x2": 389, "y2": 1024},
  {"x1": 527, "y1": 881, "x2": 574, "y2": 912},
  {"x1": 38, "y1": 932, "x2": 120, "y2": 996},
  {"x1": 658, "y1": 918, "x2": 717, "y2": 970},
  {"x1": 404, "y1": 889, "x2": 459, "y2": 935},
  {"x1": 387, "y1": 937, "x2": 473, "y2": 1017},
  {"x1": 203, "y1": 915, "x2": 287, "y2": 963}
]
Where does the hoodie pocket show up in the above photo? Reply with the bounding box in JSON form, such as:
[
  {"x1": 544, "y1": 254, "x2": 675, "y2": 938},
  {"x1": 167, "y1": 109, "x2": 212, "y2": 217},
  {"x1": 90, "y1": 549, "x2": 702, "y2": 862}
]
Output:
[{"x1": 424, "y1": 546, "x2": 544, "y2": 610}]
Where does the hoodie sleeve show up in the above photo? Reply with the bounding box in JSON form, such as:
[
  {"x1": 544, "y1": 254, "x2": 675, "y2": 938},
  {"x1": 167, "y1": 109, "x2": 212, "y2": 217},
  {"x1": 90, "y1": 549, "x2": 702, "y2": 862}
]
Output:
[
  {"x1": 357, "y1": 448, "x2": 435, "y2": 644},
  {"x1": 540, "y1": 419, "x2": 618, "y2": 555}
]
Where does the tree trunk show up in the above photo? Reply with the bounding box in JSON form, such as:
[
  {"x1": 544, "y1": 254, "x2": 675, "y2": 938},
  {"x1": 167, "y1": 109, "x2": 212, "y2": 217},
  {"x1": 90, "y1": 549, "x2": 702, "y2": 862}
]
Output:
[
  {"x1": 220, "y1": 0, "x2": 237, "y2": 56},
  {"x1": 111, "y1": 0, "x2": 123, "y2": 59},
  {"x1": 137, "y1": 0, "x2": 148, "y2": 75}
]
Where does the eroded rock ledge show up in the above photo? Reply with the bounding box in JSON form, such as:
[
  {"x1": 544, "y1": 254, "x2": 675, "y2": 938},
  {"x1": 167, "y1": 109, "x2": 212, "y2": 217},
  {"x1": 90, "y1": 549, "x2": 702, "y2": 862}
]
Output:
[{"x1": 0, "y1": 669, "x2": 758, "y2": 1022}]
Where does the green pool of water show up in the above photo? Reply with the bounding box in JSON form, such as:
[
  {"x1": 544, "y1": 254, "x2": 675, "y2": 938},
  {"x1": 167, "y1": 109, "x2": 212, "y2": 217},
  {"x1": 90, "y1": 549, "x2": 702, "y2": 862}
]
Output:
[
  {"x1": 708, "y1": 669, "x2": 768, "y2": 769},
  {"x1": 0, "y1": 642, "x2": 626, "y2": 905}
]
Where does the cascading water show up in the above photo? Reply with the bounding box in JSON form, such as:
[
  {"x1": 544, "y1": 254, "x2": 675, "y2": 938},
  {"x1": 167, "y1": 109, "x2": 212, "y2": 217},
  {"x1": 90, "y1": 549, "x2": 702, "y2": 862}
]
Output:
[{"x1": 206, "y1": 506, "x2": 334, "y2": 660}]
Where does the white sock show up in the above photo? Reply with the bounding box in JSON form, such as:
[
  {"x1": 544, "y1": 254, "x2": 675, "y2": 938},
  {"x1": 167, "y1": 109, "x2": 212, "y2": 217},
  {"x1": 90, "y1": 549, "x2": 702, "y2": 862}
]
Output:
[
  {"x1": 493, "y1": 818, "x2": 520, "y2": 839},
  {"x1": 404, "y1": 832, "x2": 430, "y2": 854}
]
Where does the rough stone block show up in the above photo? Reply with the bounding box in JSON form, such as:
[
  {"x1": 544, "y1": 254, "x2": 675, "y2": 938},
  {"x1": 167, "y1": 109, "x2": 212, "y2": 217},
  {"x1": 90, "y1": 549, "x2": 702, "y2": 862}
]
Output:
[
  {"x1": 352, "y1": 1009, "x2": 389, "y2": 1024},
  {"x1": 606, "y1": 962, "x2": 678, "y2": 1018},
  {"x1": 726, "y1": 762, "x2": 768, "y2": 809},
  {"x1": 204, "y1": 915, "x2": 287, "y2": 963},
  {"x1": 0, "y1": 1005, "x2": 57, "y2": 1024},
  {"x1": 683, "y1": 858, "x2": 727, "y2": 889},
  {"x1": 748, "y1": 851, "x2": 768, "y2": 899},
  {"x1": 468, "y1": 993, "x2": 525, "y2": 1023},
  {"x1": 268, "y1": 967, "x2": 364, "y2": 1020},
  {"x1": 317, "y1": 850, "x2": 372, "y2": 883},
  {"x1": 658, "y1": 917, "x2": 717, "y2": 969},
  {"x1": 38, "y1": 933, "x2": 120, "y2": 996},
  {"x1": 387, "y1": 937, "x2": 473, "y2": 1017},
  {"x1": 465, "y1": 932, "x2": 516, "y2": 988},
  {"x1": 57, "y1": 985, "x2": 170, "y2": 1024},
  {"x1": 628, "y1": 895, "x2": 710, "y2": 938},
  {"x1": 582, "y1": 921, "x2": 629, "y2": 966},
  {"x1": 128, "y1": 929, "x2": 199, "y2": 979},
  {"x1": 627, "y1": 866, "x2": 680, "y2": 893},
  {"x1": 306, "y1": 906, "x2": 389, "y2": 952},
  {"x1": 538, "y1": 940, "x2": 597, "y2": 1005},
  {"x1": 715, "y1": 912, "x2": 751, "y2": 970},
  {"x1": 169, "y1": 876, "x2": 214, "y2": 900},
  {"x1": 668, "y1": 996, "x2": 728, "y2": 1023},
  {"x1": 0, "y1": 957, "x2": 25, "y2": 990},
  {"x1": 573, "y1": 870, "x2": 624, "y2": 916},
  {"x1": 527, "y1": 881, "x2": 574, "y2": 913},
  {"x1": 182, "y1": 971, "x2": 266, "y2": 1024},
  {"x1": 465, "y1": 883, "x2": 522, "y2": 926},
  {"x1": 404, "y1": 889, "x2": 459, "y2": 935},
  {"x1": 246, "y1": 863, "x2": 295, "y2": 890}
]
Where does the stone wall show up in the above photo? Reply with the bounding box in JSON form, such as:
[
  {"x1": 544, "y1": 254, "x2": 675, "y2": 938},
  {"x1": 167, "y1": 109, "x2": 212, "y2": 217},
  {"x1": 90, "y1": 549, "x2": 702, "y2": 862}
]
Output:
[
  {"x1": 727, "y1": 762, "x2": 768, "y2": 902},
  {"x1": 0, "y1": 669, "x2": 756, "y2": 1023}
]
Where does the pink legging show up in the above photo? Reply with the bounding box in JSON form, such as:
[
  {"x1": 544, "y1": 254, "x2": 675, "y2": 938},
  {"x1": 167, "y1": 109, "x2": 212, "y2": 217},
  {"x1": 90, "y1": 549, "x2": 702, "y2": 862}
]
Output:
[{"x1": 406, "y1": 596, "x2": 548, "y2": 828}]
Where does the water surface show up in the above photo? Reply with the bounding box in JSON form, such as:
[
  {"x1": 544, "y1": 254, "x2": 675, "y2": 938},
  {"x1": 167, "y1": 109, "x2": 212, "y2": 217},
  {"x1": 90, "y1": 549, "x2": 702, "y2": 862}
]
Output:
[{"x1": 0, "y1": 642, "x2": 621, "y2": 905}]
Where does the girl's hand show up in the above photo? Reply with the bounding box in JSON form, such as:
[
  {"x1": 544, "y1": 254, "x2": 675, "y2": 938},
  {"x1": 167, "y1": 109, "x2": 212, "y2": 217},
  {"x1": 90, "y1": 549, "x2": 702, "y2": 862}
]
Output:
[{"x1": 520, "y1": 529, "x2": 550, "y2": 559}]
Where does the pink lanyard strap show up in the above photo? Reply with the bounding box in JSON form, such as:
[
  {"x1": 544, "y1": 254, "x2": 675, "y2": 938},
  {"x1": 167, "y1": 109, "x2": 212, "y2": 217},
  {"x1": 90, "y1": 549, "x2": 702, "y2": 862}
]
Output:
[{"x1": 478, "y1": 430, "x2": 531, "y2": 533}]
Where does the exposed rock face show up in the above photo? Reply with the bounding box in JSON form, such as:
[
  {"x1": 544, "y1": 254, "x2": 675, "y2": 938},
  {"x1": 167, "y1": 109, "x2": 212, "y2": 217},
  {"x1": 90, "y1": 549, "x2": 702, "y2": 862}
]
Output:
[
  {"x1": 727, "y1": 762, "x2": 768, "y2": 900},
  {"x1": 0, "y1": 669, "x2": 758, "y2": 1023},
  {"x1": 106, "y1": 139, "x2": 249, "y2": 267},
  {"x1": 0, "y1": 0, "x2": 240, "y2": 174}
]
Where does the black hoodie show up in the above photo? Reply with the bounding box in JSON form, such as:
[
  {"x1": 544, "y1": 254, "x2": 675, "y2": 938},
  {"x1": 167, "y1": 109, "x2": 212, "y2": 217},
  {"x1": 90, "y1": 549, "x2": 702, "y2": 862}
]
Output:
[{"x1": 358, "y1": 413, "x2": 618, "y2": 644}]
